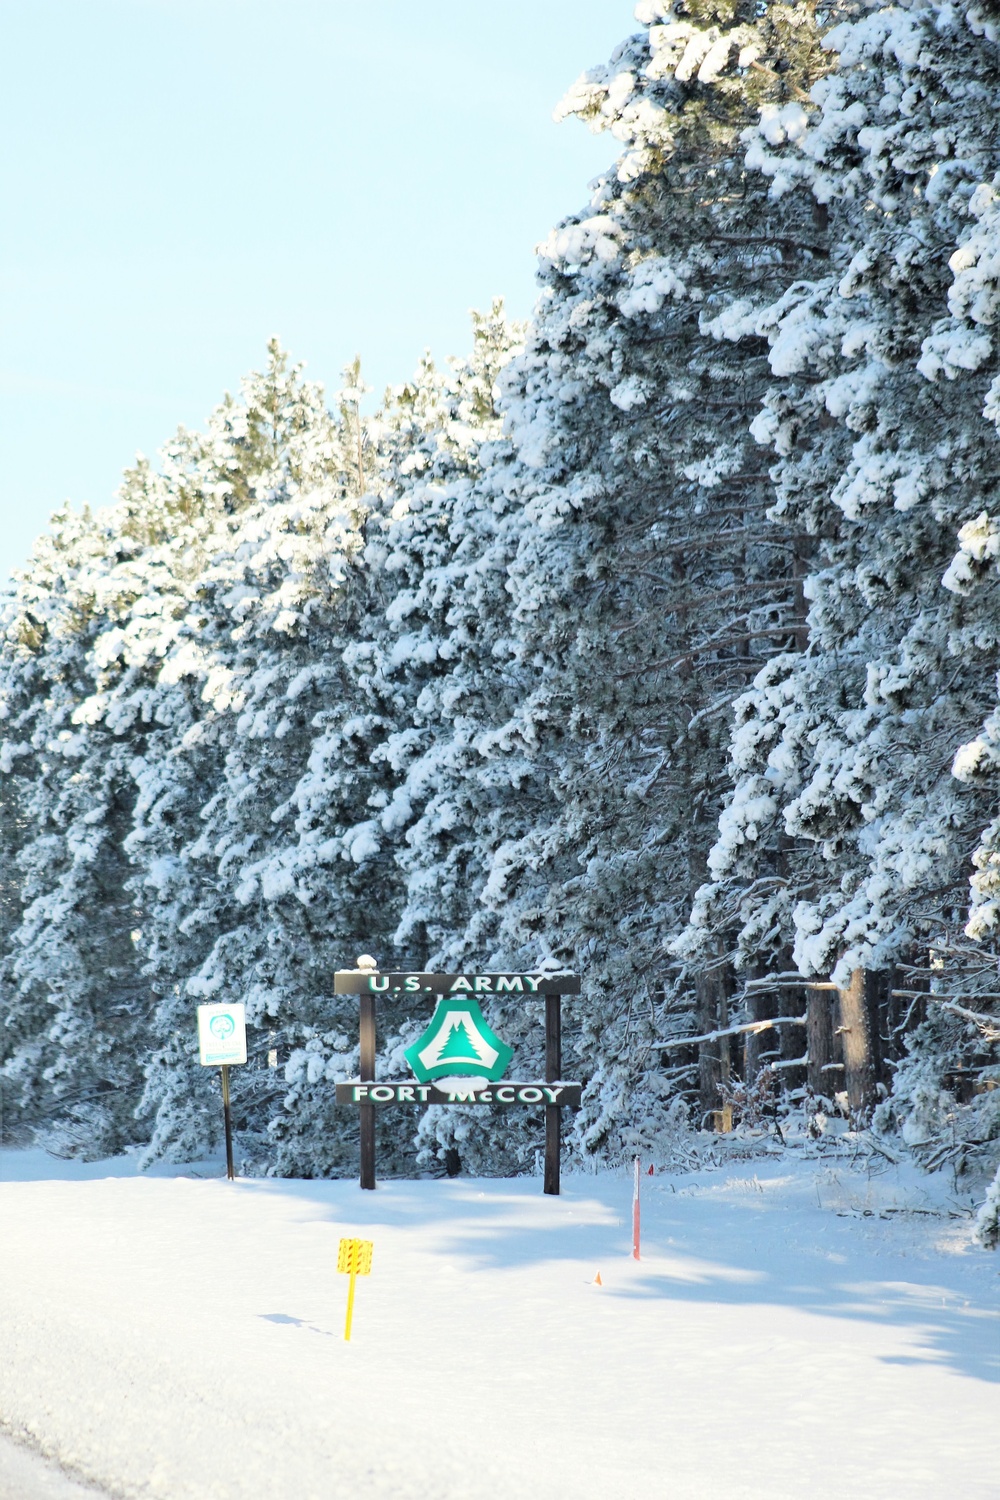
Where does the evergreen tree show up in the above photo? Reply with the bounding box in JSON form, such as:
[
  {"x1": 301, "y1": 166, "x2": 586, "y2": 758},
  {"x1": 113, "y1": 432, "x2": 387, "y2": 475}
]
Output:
[
  {"x1": 688, "y1": 1, "x2": 1000, "y2": 1165},
  {"x1": 5, "y1": 0, "x2": 998, "y2": 1220},
  {"x1": 0, "y1": 503, "x2": 162, "y2": 1154},
  {"x1": 437, "y1": 1019, "x2": 479, "y2": 1065},
  {"x1": 448, "y1": 0, "x2": 834, "y2": 1161},
  {"x1": 121, "y1": 344, "x2": 381, "y2": 1171}
]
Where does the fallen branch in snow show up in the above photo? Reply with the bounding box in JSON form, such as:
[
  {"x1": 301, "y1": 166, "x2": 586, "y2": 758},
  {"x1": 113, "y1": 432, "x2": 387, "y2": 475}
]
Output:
[{"x1": 857, "y1": 1133, "x2": 902, "y2": 1165}]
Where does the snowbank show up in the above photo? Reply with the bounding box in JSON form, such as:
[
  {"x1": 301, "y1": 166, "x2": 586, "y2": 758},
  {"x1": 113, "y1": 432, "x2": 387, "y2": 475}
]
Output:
[{"x1": 0, "y1": 1151, "x2": 995, "y2": 1499}]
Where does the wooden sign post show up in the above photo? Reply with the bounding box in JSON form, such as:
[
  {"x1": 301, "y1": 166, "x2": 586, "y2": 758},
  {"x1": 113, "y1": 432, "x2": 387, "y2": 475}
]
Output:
[
  {"x1": 357, "y1": 960, "x2": 378, "y2": 1193},
  {"x1": 220, "y1": 1064, "x2": 234, "y2": 1181},
  {"x1": 545, "y1": 994, "x2": 562, "y2": 1197},
  {"x1": 334, "y1": 964, "x2": 582, "y2": 1195}
]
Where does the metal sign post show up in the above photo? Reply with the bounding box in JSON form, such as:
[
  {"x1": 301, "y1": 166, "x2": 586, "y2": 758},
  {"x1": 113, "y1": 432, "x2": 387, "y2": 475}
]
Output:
[
  {"x1": 197, "y1": 1002, "x2": 247, "y2": 1181},
  {"x1": 220, "y1": 1063, "x2": 234, "y2": 1181},
  {"x1": 334, "y1": 964, "x2": 582, "y2": 1194}
]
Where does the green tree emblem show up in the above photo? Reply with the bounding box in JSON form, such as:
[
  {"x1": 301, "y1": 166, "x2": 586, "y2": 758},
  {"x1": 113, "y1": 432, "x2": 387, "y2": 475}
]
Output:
[
  {"x1": 436, "y1": 1018, "x2": 481, "y2": 1065},
  {"x1": 404, "y1": 999, "x2": 513, "y2": 1083}
]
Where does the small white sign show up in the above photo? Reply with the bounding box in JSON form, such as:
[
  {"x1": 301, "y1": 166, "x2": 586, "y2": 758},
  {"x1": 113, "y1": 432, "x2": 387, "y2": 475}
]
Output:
[{"x1": 197, "y1": 1003, "x2": 247, "y2": 1066}]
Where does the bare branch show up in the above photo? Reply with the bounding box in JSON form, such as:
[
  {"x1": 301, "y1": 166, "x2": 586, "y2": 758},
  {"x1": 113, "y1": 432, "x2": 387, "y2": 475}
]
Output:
[
  {"x1": 660, "y1": 1014, "x2": 807, "y2": 1051},
  {"x1": 617, "y1": 626, "x2": 804, "y2": 678}
]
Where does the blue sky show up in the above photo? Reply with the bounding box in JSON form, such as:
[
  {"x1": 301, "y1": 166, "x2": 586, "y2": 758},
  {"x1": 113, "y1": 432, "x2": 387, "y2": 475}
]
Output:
[{"x1": 0, "y1": 0, "x2": 636, "y2": 582}]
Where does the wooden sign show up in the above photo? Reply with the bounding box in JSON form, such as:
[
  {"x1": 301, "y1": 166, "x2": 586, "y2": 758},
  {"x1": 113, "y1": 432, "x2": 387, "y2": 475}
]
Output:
[
  {"x1": 334, "y1": 970, "x2": 581, "y2": 997},
  {"x1": 335, "y1": 1081, "x2": 582, "y2": 1106},
  {"x1": 339, "y1": 964, "x2": 581, "y2": 1197}
]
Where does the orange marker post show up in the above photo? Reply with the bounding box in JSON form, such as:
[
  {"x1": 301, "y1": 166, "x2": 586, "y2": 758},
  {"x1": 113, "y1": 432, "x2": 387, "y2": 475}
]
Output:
[
  {"x1": 632, "y1": 1156, "x2": 641, "y2": 1260},
  {"x1": 337, "y1": 1237, "x2": 373, "y2": 1341}
]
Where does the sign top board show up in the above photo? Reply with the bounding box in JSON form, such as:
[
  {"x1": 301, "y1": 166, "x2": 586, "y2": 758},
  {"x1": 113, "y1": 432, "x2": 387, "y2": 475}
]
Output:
[
  {"x1": 333, "y1": 971, "x2": 581, "y2": 997},
  {"x1": 197, "y1": 1002, "x2": 247, "y2": 1066}
]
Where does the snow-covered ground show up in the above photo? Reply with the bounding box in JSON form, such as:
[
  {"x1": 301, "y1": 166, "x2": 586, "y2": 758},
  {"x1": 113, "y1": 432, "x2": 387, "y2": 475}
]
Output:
[
  {"x1": 0, "y1": 1429, "x2": 102, "y2": 1499},
  {"x1": 0, "y1": 1146, "x2": 996, "y2": 1499}
]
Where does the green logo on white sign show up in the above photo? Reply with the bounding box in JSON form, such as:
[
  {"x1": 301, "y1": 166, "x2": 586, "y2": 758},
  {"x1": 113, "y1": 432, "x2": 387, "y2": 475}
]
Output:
[{"x1": 403, "y1": 998, "x2": 513, "y2": 1084}]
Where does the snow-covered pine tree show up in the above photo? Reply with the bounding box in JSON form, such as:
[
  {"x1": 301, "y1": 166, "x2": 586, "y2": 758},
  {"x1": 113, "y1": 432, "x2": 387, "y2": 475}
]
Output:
[
  {"x1": 137, "y1": 316, "x2": 527, "y2": 1178},
  {"x1": 428, "y1": 0, "x2": 837, "y2": 1164},
  {"x1": 0, "y1": 502, "x2": 163, "y2": 1155},
  {"x1": 367, "y1": 301, "x2": 551, "y2": 1170},
  {"x1": 688, "y1": 3, "x2": 1000, "y2": 1158},
  {"x1": 321, "y1": 303, "x2": 535, "y2": 1177},
  {"x1": 0, "y1": 342, "x2": 384, "y2": 1165},
  {"x1": 0, "y1": 583, "x2": 38, "y2": 1129},
  {"x1": 346, "y1": 302, "x2": 524, "y2": 973},
  {"x1": 113, "y1": 345, "x2": 388, "y2": 1173},
  {"x1": 0, "y1": 316, "x2": 531, "y2": 1174}
]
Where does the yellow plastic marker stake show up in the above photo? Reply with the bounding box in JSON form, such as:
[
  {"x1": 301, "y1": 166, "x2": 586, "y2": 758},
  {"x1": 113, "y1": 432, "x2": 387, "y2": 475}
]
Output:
[{"x1": 337, "y1": 1237, "x2": 373, "y2": 1341}]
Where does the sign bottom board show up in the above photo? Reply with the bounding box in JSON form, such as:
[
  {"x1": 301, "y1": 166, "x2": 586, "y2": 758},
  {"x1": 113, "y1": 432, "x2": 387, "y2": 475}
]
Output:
[{"x1": 336, "y1": 1081, "x2": 582, "y2": 1107}]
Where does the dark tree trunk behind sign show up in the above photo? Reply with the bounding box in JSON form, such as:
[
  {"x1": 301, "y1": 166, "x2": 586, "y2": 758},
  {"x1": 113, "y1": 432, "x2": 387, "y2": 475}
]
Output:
[
  {"x1": 696, "y1": 966, "x2": 732, "y2": 1125},
  {"x1": 838, "y1": 968, "x2": 877, "y2": 1119},
  {"x1": 807, "y1": 987, "x2": 837, "y2": 1099},
  {"x1": 745, "y1": 974, "x2": 777, "y2": 1083},
  {"x1": 778, "y1": 982, "x2": 807, "y2": 1092}
]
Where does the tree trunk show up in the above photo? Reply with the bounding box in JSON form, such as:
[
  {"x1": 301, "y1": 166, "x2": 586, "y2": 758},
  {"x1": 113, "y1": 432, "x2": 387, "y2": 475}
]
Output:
[
  {"x1": 696, "y1": 966, "x2": 732, "y2": 1126},
  {"x1": 778, "y1": 982, "x2": 807, "y2": 1091},
  {"x1": 837, "y1": 968, "x2": 876, "y2": 1120},
  {"x1": 807, "y1": 987, "x2": 837, "y2": 1099},
  {"x1": 867, "y1": 968, "x2": 888, "y2": 1091},
  {"x1": 745, "y1": 974, "x2": 777, "y2": 1083}
]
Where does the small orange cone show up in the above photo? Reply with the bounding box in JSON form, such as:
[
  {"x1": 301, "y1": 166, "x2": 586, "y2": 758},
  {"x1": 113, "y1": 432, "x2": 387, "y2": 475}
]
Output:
[{"x1": 593, "y1": 1271, "x2": 602, "y2": 1286}]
